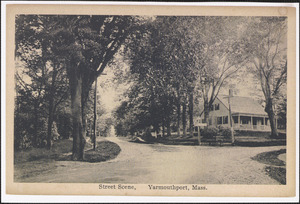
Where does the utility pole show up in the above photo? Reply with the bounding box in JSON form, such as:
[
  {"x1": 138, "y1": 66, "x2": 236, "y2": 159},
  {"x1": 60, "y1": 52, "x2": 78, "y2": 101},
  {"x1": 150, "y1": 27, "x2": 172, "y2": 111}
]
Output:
[
  {"x1": 197, "y1": 126, "x2": 201, "y2": 145},
  {"x1": 93, "y1": 73, "x2": 107, "y2": 151},
  {"x1": 93, "y1": 76, "x2": 97, "y2": 151},
  {"x1": 225, "y1": 89, "x2": 235, "y2": 145}
]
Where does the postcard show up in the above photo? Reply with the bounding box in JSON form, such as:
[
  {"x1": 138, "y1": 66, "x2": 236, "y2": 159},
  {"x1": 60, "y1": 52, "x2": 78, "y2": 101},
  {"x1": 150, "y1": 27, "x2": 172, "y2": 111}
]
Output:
[{"x1": 5, "y1": 3, "x2": 296, "y2": 197}]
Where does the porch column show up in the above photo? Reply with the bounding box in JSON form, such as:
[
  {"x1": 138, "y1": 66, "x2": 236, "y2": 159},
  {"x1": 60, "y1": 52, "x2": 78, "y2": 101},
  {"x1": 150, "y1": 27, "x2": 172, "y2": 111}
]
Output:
[
  {"x1": 250, "y1": 116, "x2": 253, "y2": 130},
  {"x1": 238, "y1": 114, "x2": 240, "y2": 128},
  {"x1": 263, "y1": 117, "x2": 265, "y2": 130}
]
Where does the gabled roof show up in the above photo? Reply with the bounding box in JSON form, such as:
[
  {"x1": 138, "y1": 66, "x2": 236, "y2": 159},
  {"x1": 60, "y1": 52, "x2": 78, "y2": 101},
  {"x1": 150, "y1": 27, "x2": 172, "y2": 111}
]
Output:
[{"x1": 217, "y1": 95, "x2": 268, "y2": 116}]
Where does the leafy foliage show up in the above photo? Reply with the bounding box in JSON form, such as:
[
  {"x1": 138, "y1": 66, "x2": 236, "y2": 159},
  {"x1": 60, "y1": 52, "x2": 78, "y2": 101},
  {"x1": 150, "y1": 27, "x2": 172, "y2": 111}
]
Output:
[
  {"x1": 218, "y1": 126, "x2": 235, "y2": 140},
  {"x1": 115, "y1": 16, "x2": 252, "y2": 137},
  {"x1": 201, "y1": 127, "x2": 219, "y2": 139},
  {"x1": 15, "y1": 15, "x2": 70, "y2": 149}
]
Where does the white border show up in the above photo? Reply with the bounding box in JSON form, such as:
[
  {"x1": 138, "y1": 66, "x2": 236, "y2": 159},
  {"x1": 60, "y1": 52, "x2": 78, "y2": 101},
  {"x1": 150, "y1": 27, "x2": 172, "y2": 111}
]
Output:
[
  {"x1": 1, "y1": 1, "x2": 299, "y2": 203},
  {"x1": 0, "y1": 1, "x2": 298, "y2": 7}
]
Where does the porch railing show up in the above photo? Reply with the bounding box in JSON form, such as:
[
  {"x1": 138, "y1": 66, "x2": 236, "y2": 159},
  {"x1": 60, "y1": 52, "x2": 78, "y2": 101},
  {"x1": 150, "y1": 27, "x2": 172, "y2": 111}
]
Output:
[{"x1": 233, "y1": 124, "x2": 271, "y2": 131}]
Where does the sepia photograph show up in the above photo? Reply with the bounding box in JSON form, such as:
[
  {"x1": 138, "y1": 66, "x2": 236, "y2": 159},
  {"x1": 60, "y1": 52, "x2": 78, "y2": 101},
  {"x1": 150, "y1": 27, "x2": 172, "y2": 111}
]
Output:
[{"x1": 4, "y1": 3, "x2": 297, "y2": 198}]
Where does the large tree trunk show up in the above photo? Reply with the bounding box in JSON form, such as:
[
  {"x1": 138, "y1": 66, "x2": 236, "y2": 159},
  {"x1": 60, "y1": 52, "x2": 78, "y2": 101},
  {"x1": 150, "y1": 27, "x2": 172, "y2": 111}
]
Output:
[
  {"x1": 81, "y1": 79, "x2": 93, "y2": 146},
  {"x1": 265, "y1": 98, "x2": 278, "y2": 137},
  {"x1": 203, "y1": 100, "x2": 210, "y2": 124},
  {"x1": 32, "y1": 101, "x2": 39, "y2": 148},
  {"x1": 47, "y1": 104, "x2": 54, "y2": 149},
  {"x1": 182, "y1": 100, "x2": 187, "y2": 137},
  {"x1": 188, "y1": 92, "x2": 194, "y2": 136},
  {"x1": 81, "y1": 87, "x2": 90, "y2": 144},
  {"x1": 81, "y1": 97, "x2": 87, "y2": 148},
  {"x1": 47, "y1": 68, "x2": 58, "y2": 150},
  {"x1": 93, "y1": 77, "x2": 97, "y2": 150},
  {"x1": 162, "y1": 117, "x2": 165, "y2": 137},
  {"x1": 69, "y1": 70, "x2": 86, "y2": 161}
]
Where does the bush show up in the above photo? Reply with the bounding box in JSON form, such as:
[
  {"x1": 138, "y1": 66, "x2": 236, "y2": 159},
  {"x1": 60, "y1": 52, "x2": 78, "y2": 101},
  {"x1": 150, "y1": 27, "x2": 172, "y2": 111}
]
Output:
[
  {"x1": 202, "y1": 127, "x2": 219, "y2": 139},
  {"x1": 141, "y1": 128, "x2": 155, "y2": 142},
  {"x1": 219, "y1": 126, "x2": 235, "y2": 140},
  {"x1": 56, "y1": 113, "x2": 72, "y2": 139}
]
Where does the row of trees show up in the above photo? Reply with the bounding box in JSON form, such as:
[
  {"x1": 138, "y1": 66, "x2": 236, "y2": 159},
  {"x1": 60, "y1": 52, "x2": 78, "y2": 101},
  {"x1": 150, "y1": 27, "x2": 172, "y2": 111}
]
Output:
[
  {"x1": 15, "y1": 15, "x2": 287, "y2": 160},
  {"x1": 115, "y1": 16, "x2": 287, "y2": 138}
]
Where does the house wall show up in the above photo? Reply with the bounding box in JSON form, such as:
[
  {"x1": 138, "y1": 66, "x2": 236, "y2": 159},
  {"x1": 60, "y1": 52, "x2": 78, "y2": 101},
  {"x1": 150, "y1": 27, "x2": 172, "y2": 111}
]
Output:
[{"x1": 208, "y1": 98, "x2": 230, "y2": 127}]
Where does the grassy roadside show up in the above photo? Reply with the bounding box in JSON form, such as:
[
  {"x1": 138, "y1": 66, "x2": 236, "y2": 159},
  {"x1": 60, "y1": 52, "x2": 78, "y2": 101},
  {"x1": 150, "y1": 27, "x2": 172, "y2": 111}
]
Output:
[
  {"x1": 251, "y1": 149, "x2": 286, "y2": 166},
  {"x1": 83, "y1": 141, "x2": 121, "y2": 163},
  {"x1": 137, "y1": 134, "x2": 286, "y2": 147},
  {"x1": 251, "y1": 149, "x2": 286, "y2": 184},
  {"x1": 265, "y1": 166, "x2": 286, "y2": 185},
  {"x1": 14, "y1": 138, "x2": 121, "y2": 181}
]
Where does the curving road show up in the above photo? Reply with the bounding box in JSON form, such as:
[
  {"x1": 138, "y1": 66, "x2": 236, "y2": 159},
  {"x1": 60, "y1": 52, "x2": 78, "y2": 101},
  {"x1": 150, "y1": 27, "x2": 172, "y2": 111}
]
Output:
[{"x1": 18, "y1": 137, "x2": 285, "y2": 184}]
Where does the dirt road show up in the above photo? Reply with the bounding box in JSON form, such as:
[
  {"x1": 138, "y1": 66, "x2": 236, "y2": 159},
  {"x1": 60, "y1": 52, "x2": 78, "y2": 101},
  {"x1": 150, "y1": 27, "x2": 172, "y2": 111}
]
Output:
[{"x1": 17, "y1": 137, "x2": 284, "y2": 184}]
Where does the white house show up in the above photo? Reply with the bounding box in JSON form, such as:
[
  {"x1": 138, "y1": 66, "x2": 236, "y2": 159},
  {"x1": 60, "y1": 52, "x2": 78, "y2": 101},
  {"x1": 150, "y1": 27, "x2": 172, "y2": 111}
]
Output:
[{"x1": 199, "y1": 94, "x2": 276, "y2": 132}]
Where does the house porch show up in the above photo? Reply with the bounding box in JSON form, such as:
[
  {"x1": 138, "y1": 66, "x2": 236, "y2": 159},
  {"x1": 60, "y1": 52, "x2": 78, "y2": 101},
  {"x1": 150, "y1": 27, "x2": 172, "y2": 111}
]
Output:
[{"x1": 232, "y1": 114, "x2": 272, "y2": 132}]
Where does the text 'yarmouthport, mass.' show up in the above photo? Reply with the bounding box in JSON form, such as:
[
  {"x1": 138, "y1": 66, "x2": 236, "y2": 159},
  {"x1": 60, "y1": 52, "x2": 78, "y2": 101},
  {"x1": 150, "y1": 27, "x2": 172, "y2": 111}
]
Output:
[{"x1": 148, "y1": 185, "x2": 208, "y2": 191}]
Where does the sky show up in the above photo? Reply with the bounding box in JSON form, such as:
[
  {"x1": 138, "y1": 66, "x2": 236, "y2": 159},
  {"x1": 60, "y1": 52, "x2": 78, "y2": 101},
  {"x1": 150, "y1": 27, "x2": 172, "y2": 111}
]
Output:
[{"x1": 97, "y1": 61, "x2": 131, "y2": 115}]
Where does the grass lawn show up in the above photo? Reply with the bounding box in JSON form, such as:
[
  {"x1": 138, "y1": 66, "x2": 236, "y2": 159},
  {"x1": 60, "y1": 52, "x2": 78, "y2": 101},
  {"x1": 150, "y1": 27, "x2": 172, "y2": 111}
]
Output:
[
  {"x1": 265, "y1": 166, "x2": 286, "y2": 185},
  {"x1": 251, "y1": 149, "x2": 286, "y2": 166},
  {"x1": 156, "y1": 135, "x2": 199, "y2": 146},
  {"x1": 82, "y1": 141, "x2": 121, "y2": 163},
  {"x1": 148, "y1": 133, "x2": 286, "y2": 147},
  {"x1": 234, "y1": 138, "x2": 286, "y2": 146},
  {"x1": 14, "y1": 138, "x2": 121, "y2": 181}
]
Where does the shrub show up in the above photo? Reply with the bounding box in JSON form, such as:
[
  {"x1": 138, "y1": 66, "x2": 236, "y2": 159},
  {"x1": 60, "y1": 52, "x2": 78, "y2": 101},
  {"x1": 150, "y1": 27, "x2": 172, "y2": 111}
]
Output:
[
  {"x1": 141, "y1": 128, "x2": 155, "y2": 142},
  {"x1": 202, "y1": 127, "x2": 219, "y2": 139},
  {"x1": 56, "y1": 113, "x2": 72, "y2": 139},
  {"x1": 219, "y1": 126, "x2": 235, "y2": 140}
]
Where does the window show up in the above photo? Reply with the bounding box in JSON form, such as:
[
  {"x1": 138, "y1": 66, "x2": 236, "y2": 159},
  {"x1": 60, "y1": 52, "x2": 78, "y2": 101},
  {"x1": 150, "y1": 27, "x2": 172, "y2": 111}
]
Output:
[
  {"x1": 223, "y1": 116, "x2": 228, "y2": 124},
  {"x1": 217, "y1": 117, "x2": 222, "y2": 125},
  {"x1": 215, "y1": 104, "x2": 220, "y2": 110},
  {"x1": 265, "y1": 118, "x2": 268, "y2": 125},
  {"x1": 210, "y1": 105, "x2": 214, "y2": 111},
  {"x1": 233, "y1": 116, "x2": 238, "y2": 124}
]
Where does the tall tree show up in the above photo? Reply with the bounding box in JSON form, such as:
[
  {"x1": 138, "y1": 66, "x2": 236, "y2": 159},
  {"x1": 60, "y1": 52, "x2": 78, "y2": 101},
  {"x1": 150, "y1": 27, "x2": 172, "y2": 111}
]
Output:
[
  {"x1": 184, "y1": 17, "x2": 249, "y2": 123},
  {"x1": 244, "y1": 17, "x2": 287, "y2": 137},
  {"x1": 51, "y1": 15, "x2": 143, "y2": 160},
  {"x1": 123, "y1": 16, "x2": 205, "y2": 137},
  {"x1": 15, "y1": 15, "x2": 69, "y2": 149}
]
